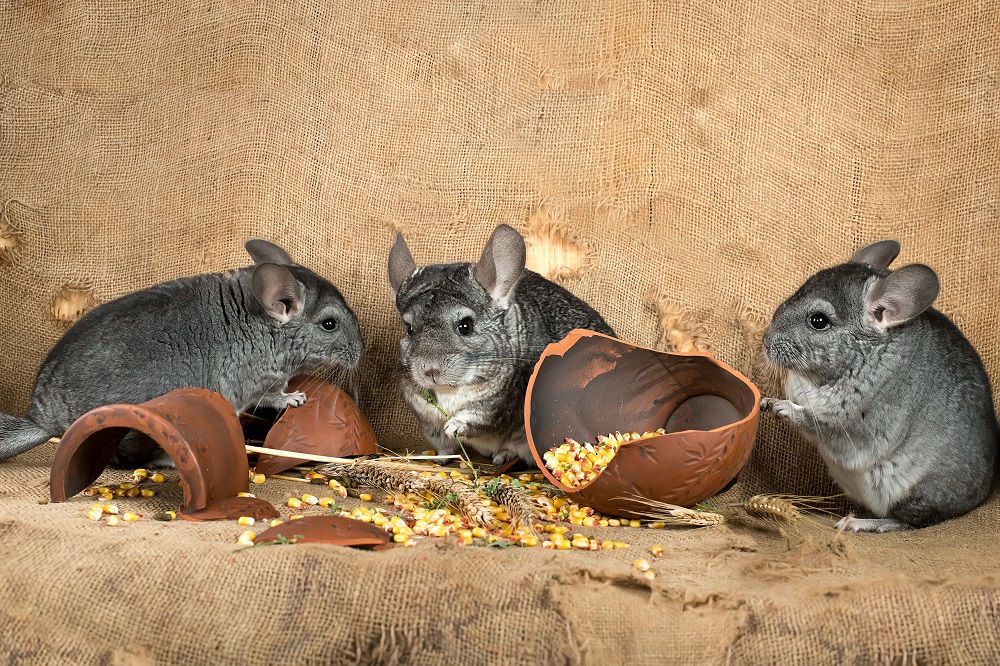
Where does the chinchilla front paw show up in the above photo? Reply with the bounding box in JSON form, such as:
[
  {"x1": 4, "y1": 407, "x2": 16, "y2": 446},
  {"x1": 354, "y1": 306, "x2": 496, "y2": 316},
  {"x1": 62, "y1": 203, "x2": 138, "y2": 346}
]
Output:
[
  {"x1": 760, "y1": 397, "x2": 800, "y2": 422},
  {"x1": 281, "y1": 391, "x2": 309, "y2": 409},
  {"x1": 443, "y1": 417, "x2": 468, "y2": 439}
]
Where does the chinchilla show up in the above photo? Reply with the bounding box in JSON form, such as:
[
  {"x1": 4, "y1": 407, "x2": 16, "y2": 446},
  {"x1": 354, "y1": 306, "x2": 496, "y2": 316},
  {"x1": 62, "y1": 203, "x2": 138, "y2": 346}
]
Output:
[
  {"x1": 760, "y1": 239, "x2": 999, "y2": 532},
  {"x1": 387, "y1": 224, "x2": 615, "y2": 466},
  {"x1": 0, "y1": 239, "x2": 362, "y2": 468}
]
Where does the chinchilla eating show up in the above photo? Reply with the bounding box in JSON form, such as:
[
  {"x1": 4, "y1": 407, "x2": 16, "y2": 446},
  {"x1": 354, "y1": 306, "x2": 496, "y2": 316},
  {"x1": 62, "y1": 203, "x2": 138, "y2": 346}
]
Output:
[
  {"x1": 388, "y1": 224, "x2": 615, "y2": 466},
  {"x1": 760, "y1": 239, "x2": 999, "y2": 532},
  {"x1": 0, "y1": 239, "x2": 362, "y2": 468}
]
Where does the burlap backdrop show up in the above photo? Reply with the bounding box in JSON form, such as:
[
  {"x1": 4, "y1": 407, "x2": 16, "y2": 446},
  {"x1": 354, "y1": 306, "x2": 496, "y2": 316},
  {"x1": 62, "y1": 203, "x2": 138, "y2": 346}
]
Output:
[{"x1": 1, "y1": 1, "x2": 998, "y2": 663}]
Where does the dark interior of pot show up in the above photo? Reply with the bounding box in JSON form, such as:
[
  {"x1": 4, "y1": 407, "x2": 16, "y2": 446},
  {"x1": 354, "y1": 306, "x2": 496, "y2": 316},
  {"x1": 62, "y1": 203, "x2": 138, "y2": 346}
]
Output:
[{"x1": 527, "y1": 333, "x2": 758, "y2": 458}]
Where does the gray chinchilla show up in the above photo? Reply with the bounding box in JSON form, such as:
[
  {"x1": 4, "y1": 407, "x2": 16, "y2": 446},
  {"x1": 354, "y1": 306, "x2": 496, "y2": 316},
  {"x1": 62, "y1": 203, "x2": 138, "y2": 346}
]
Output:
[
  {"x1": 388, "y1": 224, "x2": 615, "y2": 466},
  {"x1": 0, "y1": 239, "x2": 362, "y2": 467},
  {"x1": 760, "y1": 240, "x2": 999, "y2": 532}
]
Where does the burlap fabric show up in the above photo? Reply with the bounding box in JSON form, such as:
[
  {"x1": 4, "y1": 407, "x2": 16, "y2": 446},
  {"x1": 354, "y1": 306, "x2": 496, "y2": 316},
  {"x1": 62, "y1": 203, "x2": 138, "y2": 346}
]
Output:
[{"x1": 1, "y1": 0, "x2": 998, "y2": 663}]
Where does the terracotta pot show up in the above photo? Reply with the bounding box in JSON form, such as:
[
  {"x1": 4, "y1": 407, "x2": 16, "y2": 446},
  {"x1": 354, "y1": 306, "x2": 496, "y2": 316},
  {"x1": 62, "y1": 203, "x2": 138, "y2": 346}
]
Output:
[
  {"x1": 254, "y1": 376, "x2": 379, "y2": 476},
  {"x1": 49, "y1": 388, "x2": 279, "y2": 521},
  {"x1": 525, "y1": 329, "x2": 760, "y2": 518}
]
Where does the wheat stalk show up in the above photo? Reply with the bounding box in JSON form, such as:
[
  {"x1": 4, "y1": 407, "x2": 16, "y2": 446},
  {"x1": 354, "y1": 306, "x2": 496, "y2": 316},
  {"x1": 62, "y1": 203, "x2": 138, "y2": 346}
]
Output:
[
  {"x1": 319, "y1": 461, "x2": 492, "y2": 528},
  {"x1": 615, "y1": 493, "x2": 726, "y2": 527},
  {"x1": 480, "y1": 478, "x2": 541, "y2": 533}
]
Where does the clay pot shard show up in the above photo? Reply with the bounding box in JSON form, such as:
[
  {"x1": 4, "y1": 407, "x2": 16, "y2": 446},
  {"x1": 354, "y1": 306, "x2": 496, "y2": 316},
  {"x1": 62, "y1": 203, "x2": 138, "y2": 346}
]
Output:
[
  {"x1": 525, "y1": 329, "x2": 760, "y2": 518},
  {"x1": 253, "y1": 515, "x2": 392, "y2": 550},
  {"x1": 49, "y1": 387, "x2": 279, "y2": 522},
  {"x1": 253, "y1": 376, "x2": 378, "y2": 476}
]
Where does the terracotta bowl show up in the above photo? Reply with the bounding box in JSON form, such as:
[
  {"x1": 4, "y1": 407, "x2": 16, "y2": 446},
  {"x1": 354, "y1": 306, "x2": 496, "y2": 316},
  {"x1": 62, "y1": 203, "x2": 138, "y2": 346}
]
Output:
[{"x1": 525, "y1": 330, "x2": 760, "y2": 518}]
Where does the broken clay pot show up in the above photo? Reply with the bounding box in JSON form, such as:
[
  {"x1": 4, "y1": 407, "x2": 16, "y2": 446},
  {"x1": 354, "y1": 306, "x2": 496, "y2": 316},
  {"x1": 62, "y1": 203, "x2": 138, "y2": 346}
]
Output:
[
  {"x1": 525, "y1": 329, "x2": 760, "y2": 518},
  {"x1": 253, "y1": 376, "x2": 379, "y2": 476},
  {"x1": 49, "y1": 388, "x2": 279, "y2": 521},
  {"x1": 254, "y1": 515, "x2": 392, "y2": 550}
]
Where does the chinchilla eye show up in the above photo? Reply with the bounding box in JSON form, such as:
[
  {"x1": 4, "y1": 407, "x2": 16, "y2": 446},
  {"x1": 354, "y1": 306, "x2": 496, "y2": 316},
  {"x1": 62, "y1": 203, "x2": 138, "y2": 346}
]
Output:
[
  {"x1": 405, "y1": 322, "x2": 414, "y2": 335},
  {"x1": 808, "y1": 312, "x2": 831, "y2": 330},
  {"x1": 455, "y1": 316, "x2": 474, "y2": 336},
  {"x1": 321, "y1": 318, "x2": 338, "y2": 331}
]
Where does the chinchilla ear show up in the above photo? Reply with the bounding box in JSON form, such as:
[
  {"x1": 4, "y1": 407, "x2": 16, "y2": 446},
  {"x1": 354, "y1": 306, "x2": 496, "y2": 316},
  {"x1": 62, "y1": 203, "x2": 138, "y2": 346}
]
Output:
[
  {"x1": 388, "y1": 233, "x2": 417, "y2": 293},
  {"x1": 246, "y1": 239, "x2": 297, "y2": 266},
  {"x1": 474, "y1": 224, "x2": 525, "y2": 306},
  {"x1": 850, "y1": 240, "x2": 900, "y2": 271},
  {"x1": 866, "y1": 264, "x2": 939, "y2": 329},
  {"x1": 251, "y1": 263, "x2": 305, "y2": 324}
]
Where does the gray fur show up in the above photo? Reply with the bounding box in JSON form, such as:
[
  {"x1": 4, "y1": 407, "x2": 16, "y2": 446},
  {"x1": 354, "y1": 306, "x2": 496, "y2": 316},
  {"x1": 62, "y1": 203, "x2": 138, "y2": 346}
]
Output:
[
  {"x1": 760, "y1": 240, "x2": 999, "y2": 531},
  {"x1": 0, "y1": 240, "x2": 362, "y2": 467},
  {"x1": 388, "y1": 224, "x2": 615, "y2": 466}
]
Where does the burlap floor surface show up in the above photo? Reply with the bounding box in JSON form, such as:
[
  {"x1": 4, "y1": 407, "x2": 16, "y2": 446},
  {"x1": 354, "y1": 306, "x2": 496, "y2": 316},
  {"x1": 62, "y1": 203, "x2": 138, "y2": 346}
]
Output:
[
  {"x1": 1, "y1": 0, "x2": 999, "y2": 662},
  {"x1": 1, "y1": 442, "x2": 998, "y2": 664}
]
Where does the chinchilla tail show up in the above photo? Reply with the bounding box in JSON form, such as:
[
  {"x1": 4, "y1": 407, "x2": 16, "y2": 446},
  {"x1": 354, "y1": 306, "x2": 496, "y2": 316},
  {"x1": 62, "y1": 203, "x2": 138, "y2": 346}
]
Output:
[{"x1": 0, "y1": 413, "x2": 54, "y2": 460}]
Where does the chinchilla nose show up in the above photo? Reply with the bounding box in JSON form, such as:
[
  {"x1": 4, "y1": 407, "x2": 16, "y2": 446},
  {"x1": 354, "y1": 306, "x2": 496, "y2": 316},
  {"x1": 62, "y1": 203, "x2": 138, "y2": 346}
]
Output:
[{"x1": 423, "y1": 365, "x2": 442, "y2": 384}]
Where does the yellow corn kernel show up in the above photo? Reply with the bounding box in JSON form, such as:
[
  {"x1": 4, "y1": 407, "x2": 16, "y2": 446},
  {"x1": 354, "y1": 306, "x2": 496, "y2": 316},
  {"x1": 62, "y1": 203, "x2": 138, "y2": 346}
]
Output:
[
  {"x1": 607, "y1": 518, "x2": 621, "y2": 527},
  {"x1": 301, "y1": 494, "x2": 319, "y2": 505},
  {"x1": 519, "y1": 536, "x2": 539, "y2": 547},
  {"x1": 122, "y1": 512, "x2": 141, "y2": 522},
  {"x1": 251, "y1": 473, "x2": 266, "y2": 484},
  {"x1": 471, "y1": 527, "x2": 488, "y2": 539},
  {"x1": 601, "y1": 540, "x2": 615, "y2": 550},
  {"x1": 102, "y1": 504, "x2": 119, "y2": 515},
  {"x1": 287, "y1": 497, "x2": 304, "y2": 509},
  {"x1": 118, "y1": 482, "x2": 135, "y2": 491},
  {"x1": 289, "y1": 514, "x2": 305, "y2": 520},
  {"x1": 633, "y1": 558, "x2": 651, "y2": 572},
  {"x1": 318, "y1": 497, "x2": 338, "y2": 508},
  {"x1": 150, "y1": 472, "x2": 166, "y2": 483},
  {"x1": 269, "y1": 519, "x2": 284, "y2": 527},
  {"x1": 99, "y1": 492, "x2": 114, "y2": 501},
  {"x1": 614, "y1": 541, "x2": 630, "y2": 549},
  {"x1": 36, "y1": 496, "x2": 49, "y2": 505},
  {"x1": 556, "y1": 540, "x2": 572, "y2": 550},
  {"x1": 82, "y1": 487, "x2": 98, "y2": 497},
  {"x1": 236, "y1": 530, "x2": 256, "y2": 545},
  {"x1": 359, "y1": 493, "x2": 373, "y2": 502},
  {"x1": 125, "y1": 488, "x2": 141, "y2": 498},
  {"x1": 628, "y1": 520, "x2": 642, "y2": 528},
  {"x1": 651, "y1": 545, "x2": 665, "y2": 558},
  {"x1": 140, "y1": 489, "x2": 156, "y2": 498},
  {"x1": 105, "y1": 515, "x2": 120, "y2": 526},
  {"x1": 644, "y1": 571, "x2": 656, "y2": 581},
  {"x1": 99, "y1": 486, "x2": 113, "y2": 494},
  {"x1": 86, "y1": 507, "x2": 103, "y2": 521},
  {"x1": 237, "y1": 516, "x2": 255, "y2": 527},
  {"x1": 542, "y1": 540, "x2": 555, "y2": 549},
  {"x1": 392, "y1": 533, "x2": 409, "y2": 544},
  {"x1": 648, "y1": 521, "x2": 666, "y2": 529},
  {"x1": 372, "y1": 514, "x2": 388, "y2": 527},
  {"x1": 132, "y1": 469, "x2": 149, "y2": 483},
  {"x1": 237, "y1": 491, "x2": 255, "y2": 498}
]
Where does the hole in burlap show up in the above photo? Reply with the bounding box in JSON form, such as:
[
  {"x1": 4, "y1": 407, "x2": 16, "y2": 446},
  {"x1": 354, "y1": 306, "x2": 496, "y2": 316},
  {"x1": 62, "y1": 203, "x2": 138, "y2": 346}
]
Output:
[
  {"x1": 51, "y1": 280, "x2": 99, "y2": 326},
  {"x1": 644, "y1": 288, "x2": 713, "y2": 353},
  {"x1": 0, "y1": 201, "x2": 26, "y2": 265},
  {"x1": 524, "y1": 199, "x2": 596, "y2": 282}
]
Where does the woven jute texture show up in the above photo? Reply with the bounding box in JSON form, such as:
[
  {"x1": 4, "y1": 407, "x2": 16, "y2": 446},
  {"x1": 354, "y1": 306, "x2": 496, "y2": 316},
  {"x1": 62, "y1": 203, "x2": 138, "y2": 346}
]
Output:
[{"x1": 1, "y1": 0, "x2": 999, "y2": 663}]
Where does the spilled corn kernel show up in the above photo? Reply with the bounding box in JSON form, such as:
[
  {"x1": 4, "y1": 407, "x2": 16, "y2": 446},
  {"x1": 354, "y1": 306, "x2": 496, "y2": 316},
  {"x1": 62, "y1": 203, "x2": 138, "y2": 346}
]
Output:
[
  {"x1": 122, "y1": 512, "x2": 141, "y2": 522},
  {"x1": 287, "y1": 497, "x2": 304, "y2": 509},
  {"x1": 633, "y1": 558, "x2": 651, "y2": 572},
  {"x1": 236, "y1": 530, "x2": 256, "y2": 546},
  {"x1": 651, "y1": 545, "x2": 665, "y2": 558},
  {"x1": 301, "y1": 494, "x2": 319, "y2": 505},
  {"x1": 150, "y1": 472, "x2": 166, "y2": 483},
  {"x1": 140, "y1": 489, "x2": 156, "y2": 498},
  {"x1": 152, "y1": 511, "x2": 176, "y2": 521},
  {"x1": 237, "y1": 516, "x2": 255, "y2": 527},
  {"x1": 252, "y1": 473, "x2": 266, "y2": 485}
]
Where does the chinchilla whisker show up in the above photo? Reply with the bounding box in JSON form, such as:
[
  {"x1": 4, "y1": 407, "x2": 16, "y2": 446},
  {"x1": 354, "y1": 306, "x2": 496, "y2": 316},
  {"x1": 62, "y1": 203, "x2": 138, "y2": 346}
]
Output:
[{"x1": 251, "y1": 374, "x2": 291, "y2": 414}]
